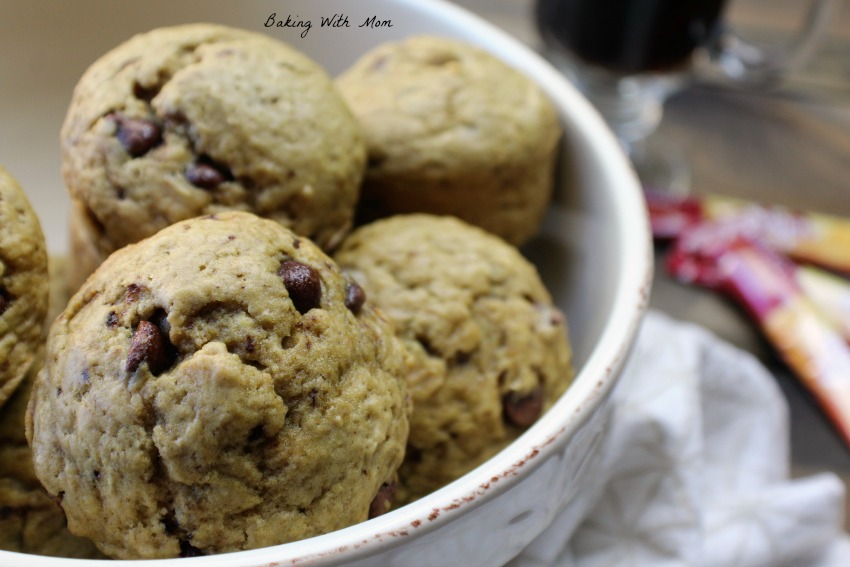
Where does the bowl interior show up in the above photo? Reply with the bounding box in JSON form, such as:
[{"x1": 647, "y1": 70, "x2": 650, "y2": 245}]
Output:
[{"x1": 0, "y1": 1, "x2": 650, "y2": 565}]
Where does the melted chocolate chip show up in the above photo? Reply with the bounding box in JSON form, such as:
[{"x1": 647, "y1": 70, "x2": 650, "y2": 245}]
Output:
[
  {"x1": 368, "y1": 482, "x2": 397, "y2": 519},
  {"x1": 0, "y1": 288, "x2": 9, "y2": 316},
  {"x1": 503, "y1": 387, "x2": 544, "y2": 428},
  {"x1": 126, "y1": 320, "x2": 173, "y2": 375},
  {"x1": 124, "y1": 283, "x2": 145, "y2": 304},
  {"x1": 344, "y1": 281, "x2": 366, "y2": 314},
  {"x1": 279, "y1": 260, "x2": 321, "y2": 314},
  {"x1": 114, "y1": 115, "x2": 162, "y2": 157},
  {"x1": 185, "y1": 157, "x2": 232, "y2": 189}
]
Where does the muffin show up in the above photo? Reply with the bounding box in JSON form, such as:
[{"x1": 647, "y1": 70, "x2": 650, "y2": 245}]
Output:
[
  {"x1": 66, "y1": 200, "x2": 108, "y2": 293},
  {"x1": 27, "y1": 212, "x2": 409, "y2": 559},
  {"x1": 334, "y1": 214, "x2": 573, "y2": 503},
  {"x1": 0, "y1": 352, "x2": 103, "y2": 558},
  {"x1": 0, "y1": 166, "x2": 49, "y2": 407},
  {"x1": 61, "y1": 23, "x2": 366, "y2": 284},
  {"x1": 336, "y1": 36, "x2": 562, "y2": 245}
]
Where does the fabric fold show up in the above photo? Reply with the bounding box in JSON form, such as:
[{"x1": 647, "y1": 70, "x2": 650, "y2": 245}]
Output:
[{"x1": 510, "y1": 311, "x2": 848, "y2": 567}]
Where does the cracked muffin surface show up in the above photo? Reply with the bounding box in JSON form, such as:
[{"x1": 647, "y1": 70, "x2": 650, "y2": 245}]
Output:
[
  {"x1": 334, "y1": 214, "x2": 573, "y2": 503},
  {"x1": 0, "y1": 166, "x2": 49, "y2": 407},
  {"x1": 61, "y1": 23, "x2": 365, "y2": 275},
  {"x1": 336, "y1": 36, "x2": 561, "y2": 245},
  {"x1": 26, "y1": 212, "x2": 408, "y2": 559}
]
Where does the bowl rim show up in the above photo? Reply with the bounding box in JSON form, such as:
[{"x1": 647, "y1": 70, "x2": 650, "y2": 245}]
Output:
[{"x1": 4, "y1": 0, "x2": 652, "y2": 565}]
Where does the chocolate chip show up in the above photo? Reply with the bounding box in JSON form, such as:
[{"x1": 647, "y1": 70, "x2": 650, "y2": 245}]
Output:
[
  {"x1": 114, "y1": 115, "x2": 162, "y2": 157},
  {"x1": 132, "y1": 81, "x2": 159, "y2": 102},
  {"x1": 279, "y1": 260, "x2": 321, "y2": 314},
  {"x1": 126, "y1": 320, "x2": 173, "y2": 375},
  {"x1": 185, "y1": 157, "x2": 232, "y2": 189},
  {"x1": 368, "y1": 482, "x2": 397, "y2": 519},
  {"x1": 344, "y1": 281, "x2": 366, "y2": 314},
  {"x1": 503, "y1": 386, "x2": 544, "y2": 428},
  {"x1": 179, "y1": 540, "x2": 205, "y2": 558},
  {"x1": 124, "y1": 283, "x2": 145, "y2": 304},
  {"x1": 162, "y1": 512, "x2": 180, "y2": 535},
  {"x1": 163, "y1": 110, "x2": 188, "y2": 128},
  {"x1": 105, "y1": 311, "x2": 119, "y2": 327}
]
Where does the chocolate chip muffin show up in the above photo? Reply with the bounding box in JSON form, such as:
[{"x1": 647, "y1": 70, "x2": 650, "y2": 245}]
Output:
[
  {"x1": 62, "y1": 23, "x2": 366, "y2": 283},
  {"x1": 0, "y1": 352, "x2": 104, "y2": 558},
  {"x1": 27, "y1": 212, "x2": 409, "y2": 559},
  {"x1": 334, "y1": 214, "x2": 573, "y2": 503},
  {"x1": 336, "y1": 36, "x2": 562, "y2": 246},
  {"x1": 0, "y1": 166, "x2": 49, "y2": 407}
]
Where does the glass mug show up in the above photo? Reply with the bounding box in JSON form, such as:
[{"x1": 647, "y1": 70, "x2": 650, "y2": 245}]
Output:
[{"x1": 535, "y1": 0, "x2": 840, "y2": 193}]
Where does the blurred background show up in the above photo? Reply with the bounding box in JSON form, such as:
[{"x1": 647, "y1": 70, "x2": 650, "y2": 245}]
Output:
[{"x1": 452, "y1": 0, "x2": 850, "y2": 525}]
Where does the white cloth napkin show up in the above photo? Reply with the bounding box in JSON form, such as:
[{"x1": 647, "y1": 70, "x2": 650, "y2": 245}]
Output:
[{"x1": 511, "y1": 310, "x2": 850, "y2": 567}]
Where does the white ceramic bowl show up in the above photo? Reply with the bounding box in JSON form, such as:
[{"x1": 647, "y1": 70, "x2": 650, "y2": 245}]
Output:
[{"x1": 0, "y1": 1, "x2": 651, "y2": 565}]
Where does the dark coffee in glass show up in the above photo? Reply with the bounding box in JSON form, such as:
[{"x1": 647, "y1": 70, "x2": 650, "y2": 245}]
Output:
[{"x1": 536, "y1": 0, "x2": 729, "y2": 75}]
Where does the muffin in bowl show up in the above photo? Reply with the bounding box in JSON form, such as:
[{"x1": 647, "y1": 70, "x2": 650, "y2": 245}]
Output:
[
  {"x1": 27, "y1": 212, "x2": 409, "y2": 559},
  {"x1": 62, "y1": 23, "x2": 366, "y2": 287},
  {"x1": 335, "y1": 214, "x2": 574, "y2": 503}
]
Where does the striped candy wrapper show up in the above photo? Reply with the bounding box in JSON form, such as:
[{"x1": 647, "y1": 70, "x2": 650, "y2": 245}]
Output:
[
  {"x1": 647, "y1": 190, "x2": 850, "y2": 276},
  {"x1": 667, "y1": 219, "x2": 850, "y2": 448}
]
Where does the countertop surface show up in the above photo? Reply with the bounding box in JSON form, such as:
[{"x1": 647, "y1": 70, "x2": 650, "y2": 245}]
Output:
[{"x1": 451, "y1": 0, "x2": 850, "y2": 524}]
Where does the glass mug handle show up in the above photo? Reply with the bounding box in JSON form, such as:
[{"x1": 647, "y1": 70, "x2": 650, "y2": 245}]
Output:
[{"x1": 704, "y1": 0, "x2": 840, "y2": 84}]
